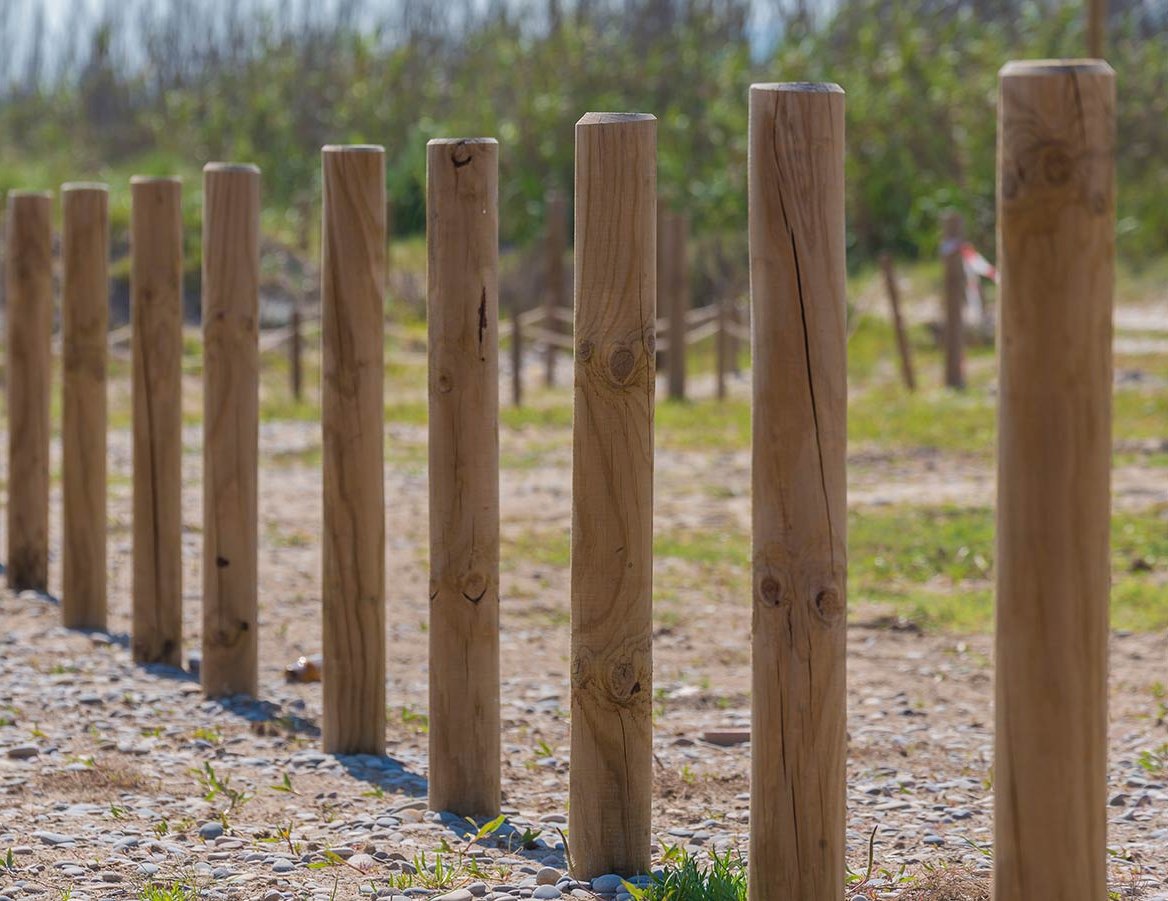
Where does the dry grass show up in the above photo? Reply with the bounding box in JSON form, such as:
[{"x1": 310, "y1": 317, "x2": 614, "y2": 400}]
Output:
[
  {"x1": 896, "y1": 867, "x2": 989, "y2": 901},
  {"x1": 39, "y1": 759, "x2": 158, "y2": 799}
]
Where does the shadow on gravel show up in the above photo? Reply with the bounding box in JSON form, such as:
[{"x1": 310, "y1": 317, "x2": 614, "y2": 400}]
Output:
[{"x1": 335, "y1": 752, "x2": 428, "y2": 800}]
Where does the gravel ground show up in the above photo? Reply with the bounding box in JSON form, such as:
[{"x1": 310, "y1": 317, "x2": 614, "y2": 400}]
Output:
[{"x1": 0, "y1": 416, "x2": 1166, "y2": 899}]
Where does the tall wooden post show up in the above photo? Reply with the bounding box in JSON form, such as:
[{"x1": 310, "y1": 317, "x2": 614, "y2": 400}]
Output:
[
  {"x1": 995, "y1": 60, "x2": 1114, "y2": 901},
  {"x1": 511, "y1": 311, "x2": 523, "y2": 407},
  {"x1": 942, "y1": 210, "x2": 966, "y2": 390},
  {"x1": 321, "y1": 145, "x2": 386, "y2": 755},
  {"x1": 545, "y1": 189, "x2": 566, "y2": 388},
  {"x1": 569, "y1": 112, "x2": 656, "y2": 880},
  {"x1": 61, "y1": 183, "x2": 109, "y2": 626},
  {"x1": 748, "y1": 83, "x2": 847, "y2": 901},
  {"x1": 201, "y1": 163, "x2": 261, "y2": 698},
  {"x1": 667, "y1": 213, "x2": 688, "y2": 401},
  {"x1": 5, "y1": 191, "x2": 53, "y2": 593},
  {"x1": 426, "y1": 138, "x2": 501, "y2": 817},
  {"x1": 131, "y1": 177, "x2": 184, "y2": 666},
  {"x1": 879, "y1": 252, "x2": 916, "y2": 391},
  {"x1": 1087, "y1": 0, "x2": 1107, "y2": 58}
]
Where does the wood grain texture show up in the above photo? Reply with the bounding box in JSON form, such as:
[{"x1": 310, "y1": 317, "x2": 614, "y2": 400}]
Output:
[
  {"x1": 321, "y1": 145, "x2": 387, "y2": 755},
  {"x1": 131, "y1": 176, "x2": 184, "y2": 666},
  {"x1": 61, "y1": 184, "x2": 109, "y2": 626},
  {"x1": 994, "y1": 59, "x2": 1115, "y2": 901},
  {"x1": 748, "y1": 83, "x2": 847, "y2": 901},
  {"x1": 942, "y1": 211, "x2": 966, "y2": 389},
  {"x1": 879, "y1": 252, "x2": 916, "y2": 392},
  {"x1": 202, "y1": 163, "x2": 261, "y2": 698},
  {"x1": 5, "y1": 191, "x2": 53, "y2": 593},
  {"x1": 568, "y1": 111, "x2": 656, "y2": 880},
  {"x1": 426, "y1": 138, "x2": 501, "y2": 817},
  {"x1": 545, "y1": 189, "x2": 567, "y2": 388}
]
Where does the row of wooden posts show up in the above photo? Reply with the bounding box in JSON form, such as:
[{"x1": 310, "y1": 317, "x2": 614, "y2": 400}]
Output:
[{"x1": 3, "y1": 65, "x2": 1114, "y2": 899}]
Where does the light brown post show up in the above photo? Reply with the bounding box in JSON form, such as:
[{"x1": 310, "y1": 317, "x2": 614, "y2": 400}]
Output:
[
  {"x1": 545, "y1": 189, "x2": 567, "y2": 388},
  {"x1": 511, "y1": 310, "x2": 523, "y2": 407},
  {"x1": 61, "y1": 184, "x2": 109, "y2": 626},
  {"x1": 748, "y1": 83, "x2": 847, "y2": 901},
  {"x1": 5, "y1": 191, "x2": 53, "y2": 593},
  {"x1": 290, "y1": 303, "x2": 303, "y2": 402},
  {"x1": 941, "y1": 210, "x2": 966, "y2": 389},
  {"x1": 715, "y1": 297, "x2": 728, "y2": 401},
  {"x1": 321, "y1": 145, "x2": 386, "y2": 755},
  {"x1": 995, "y1": 60, "x2": 1114, "y2": 901},
  {"x1": 879, "y1": 252, "x2": 916, "y2": 391},
  {"x1": 667, "y1": 213, "x2": 688, "y2": 401},
  {"x1": 1087, "y1": 0, "x2": 1107, "y2": 58},
  {"x1": 201, "y1": 163, "x2": 261, "y2": 698},
  {"x1": 569, "y1": 112, "x2": 656, "y2": 880},
  {"x1": 426, "y1": 138, "x2": 501, "y2": 817},
  {"x1": 131, "y1": 177, "x2": 184, "y2": 665}
]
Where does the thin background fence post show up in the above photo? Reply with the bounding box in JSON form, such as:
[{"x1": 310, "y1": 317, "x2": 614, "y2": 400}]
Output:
[
  {"x1": 1088, "y1": 0, "x2": 1108, "y2": 57},
  {"x1": 131, "y1": 176, "x2": 184, "y2": 665},
  {"x1": 942, "y1": 210, "x2": 966, "y2": 390},
  {"x1": 426, "y1": 138, "x2": 501, "y2": 817},
  {"x1": 61, "y1": 183, "x2": 109, "y2": 626},
  {"x1": 667, "y1": 213, "x2": 688, "y2": 401},
  {"x1": 511, "y1": 310, "x2": 523, "y2": 408},
  {"x1": 879, "y1": 252, "x2": 916, "y2": 392},
  {"x1": 994, "y1": 59, "x2": 1115, "y2": 900},
  {"x1": 715, "y1": 297, "x2": 728, "y2": 401},
  {"x1": 545, "y1": 189, "x2": 566, "y2": 388},
  {"x1": 321, "y1": 145, "x2": 387, "y2": 755},
  {"x1": 5, "y1": 191, "x2": 53, "y2": 593},
  {"x1": 202, "y1": 163, "x2": 261, "y2": 698},
  {"x1": 290, "y1": 302, "x2": 303, "y2": 403},
  {"x1": 748, "y1": 82, "x2": 847, "y2": 901},
  {"x1": 569, "y1": 111, "x2": 656, "y2": 880}
]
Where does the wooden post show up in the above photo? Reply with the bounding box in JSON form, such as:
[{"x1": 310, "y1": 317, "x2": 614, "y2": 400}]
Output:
[
  {"x1": 321, "y1": 145, "x2": 386, "y2": 755},
  {"x1": 728, "y1": 301, "x2": 741, "y2": 376},
  {"x1": 290, "y1": 303, "x2": 303, "y2": 402},
  {"x1": 131, "y1": 177, "x2": 184, "y2": 666},
  {"x1": 426, "y1": 138, "x2": 501, "y2": 817},
  {"x1": 748, "y1": 83, "x2": 847, "y2": 901},
  {"x1": 545, "y1": 189, "x2": 566, "y2": 388},
  {"x1": 569, "y1": 112, "x2": 656, "y2": 880},
  {"x1": 994, "y1": 60, "x2": 1114, "y2": 901},
  {"x1": 667, "y1": 213, "x2": 688, "y2": 401},
  {"x1": 61, "y1": 184, "x2": 109, "y2": 626},
  {"x1": 1087, "y1": 0, "x2": 1107, "y2": 58},
  {"x1": 201, "y1": 163, "x2": 261, "y2": 698},
  {"x1": 715, "y1": 297, "x2": 728, "y2": 401},
  {"x1": 5, "y1": 191, "x2": 53, "y2": 593},
  {"x1": 879, "y1": 252, "x2": 916, "y2": 391},
  {"x1": 941, "y1": 210, "x2": 966, "y2": 390},
  {"x1": 511, "y1": 310, "x2": 523, "y2": 408}
]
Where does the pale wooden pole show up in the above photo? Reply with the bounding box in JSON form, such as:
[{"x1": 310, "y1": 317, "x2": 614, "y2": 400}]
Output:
[
  {"x1": 545, "y1": 189, "x2": 567, "y2": 388},
  {"x1": 879, "y1": 252, "x2": 916, "y2": 392},
  {"x1": 5, "y1": 191, "x2": 53, "y2": 594},
  {"x1": 569, "y1": 111, "x2": 656, "y2": 880},
  {"x1": 61, "y1": 184, "x2": 109, "y2": 627},
  {"x1": 1087, "y1": 0, "x2": 1107, "y2": 58},
  {"x1": 941, "y1": 210, "x2": 966, "y2": 390},
  {"x1": 668, "y1": 213, "x2": 688, "y2": 401},
  {"x1": 131, "y1": 177, "x2": 184, "y2": 666},
  {"x1": 426, "y1": 138, "x2": 501, "y2": 817},
  {"x1": 511, "y1": 310, "x2": 523, "y2": 408},
  {"x1": 201, "y1": 163, "x2": 261, "y2": 698},
  {"x1": 748, "y1": 82, "x2": 847, "y2": 901},
  {"x1": 321, "y1": 145, "x2": 386, "y2": 755},
  {"x1": 995, "y1": 60, "x2": 1115, "y2": 901}
]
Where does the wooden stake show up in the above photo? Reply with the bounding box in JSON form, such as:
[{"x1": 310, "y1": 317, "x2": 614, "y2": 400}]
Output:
[
  {"x1": 426, "y1": 138, "x2": 501, "y2": 817},
  {"x1": 569, "y1": 112, "x2": 656, "y2": 880},
  {"x1": 545, "y1": 189, "x2": 567, "y2": 388},
  {"x1": 5, "y1": 191, "x2": 53, "y2": 593},
  {"x1": 748, "y1": 83, "x2": 847, "y2": 901},
  {"x1": 668, "y1": 213, "x2": 688, "y2": 401},
  {"x1": 994, "y1": 59, "x2": 1115, "y2": 901},
  {"x1": 715, "y1": 297, "x2": 728, "y2": 402},
  {"x1": 61, "y1": 183, "x2": 109, "y2": 626},
  {"x1": 1087, "y1": 0, "x2": 1107, "y2": 58},
  {"x1": 942, "y1": 210, "x2": 966, "y2": 390},
  {"x1": 201, "y1": 163, "x2": 261, "y2": 698},
  {"x1": 131, "y1": 177, "x2": 184, "y2": 666},
  {"x1": 879, "y1": 252, "x2": 916, "y2": 392},
  {"x1": 511, "y1": 310, "x2": 523, "y2": 408},
  {"x1": 290, "y1": 303, "x2": 303, "y2": 402},
  {"x1": 321, "y1": 145, "x2": 386, "y2": 755}
]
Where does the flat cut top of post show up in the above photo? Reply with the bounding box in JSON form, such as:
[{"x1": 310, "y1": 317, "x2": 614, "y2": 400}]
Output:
[
  {"x1": 322, "y1": 144, "x2": 385, "y2": 154},
  {"x1": 203, "y1": 162, "x2": 260, "y2": 174},
  {"x1": 576, "y1": 112, "x2": 656, "y2": 126},
  {"x1": 1000, "y1": 59, "x2": 1114, "y2": 77},
  {"x1": 751, "y1": 82, "x2": 844, "y2": 94},
  {"x1": 62, "y1": 182, "x2": 109, "y2": 193},
  {"x1": 130, "y1": 175, "x2": 182, "y2": 186},
  {"x1": 7, "y1": 190, "x2": 52, "y2": 200},
  {"x1": 427, "y1": 137, "x2": 498, "y2": 146}
]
